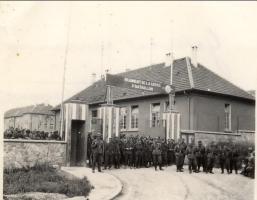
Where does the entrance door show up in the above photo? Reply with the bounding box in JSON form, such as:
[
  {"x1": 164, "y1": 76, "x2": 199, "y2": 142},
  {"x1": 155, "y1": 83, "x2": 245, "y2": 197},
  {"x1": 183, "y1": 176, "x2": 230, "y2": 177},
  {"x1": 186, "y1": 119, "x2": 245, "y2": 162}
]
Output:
[{"x1": 70, "y1": 120, "x2": 85, "y2": 166}]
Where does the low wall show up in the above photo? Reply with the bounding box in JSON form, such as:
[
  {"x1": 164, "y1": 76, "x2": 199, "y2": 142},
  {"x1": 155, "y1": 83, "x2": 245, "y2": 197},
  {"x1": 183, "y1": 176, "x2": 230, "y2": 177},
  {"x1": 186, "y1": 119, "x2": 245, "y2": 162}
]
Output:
[
  {"x1": 181, "y1": 130, "x2": 255, "y2": 145},
  {"x1": 4, "y1": 139, "x2": 67, "y2": 169}
]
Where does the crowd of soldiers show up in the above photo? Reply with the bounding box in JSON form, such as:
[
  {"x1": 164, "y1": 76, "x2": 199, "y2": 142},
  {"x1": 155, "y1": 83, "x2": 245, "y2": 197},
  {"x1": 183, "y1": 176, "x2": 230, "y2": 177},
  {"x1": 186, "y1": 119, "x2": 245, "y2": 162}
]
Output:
[{"x1": 87, "y1": 133, "x2": 255, "y2": 178}]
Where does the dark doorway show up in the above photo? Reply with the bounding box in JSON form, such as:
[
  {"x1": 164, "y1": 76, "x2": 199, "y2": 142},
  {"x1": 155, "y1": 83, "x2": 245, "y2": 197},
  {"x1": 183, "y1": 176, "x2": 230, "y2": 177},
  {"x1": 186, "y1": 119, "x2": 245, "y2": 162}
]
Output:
[{"x1": 70, "y1": 120, "x2": 86, "y2": 166}]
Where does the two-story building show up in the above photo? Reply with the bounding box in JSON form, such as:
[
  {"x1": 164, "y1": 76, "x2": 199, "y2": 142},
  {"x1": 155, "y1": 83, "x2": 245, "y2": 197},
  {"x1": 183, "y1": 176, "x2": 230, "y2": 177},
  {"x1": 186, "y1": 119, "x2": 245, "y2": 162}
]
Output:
[{"x1": 4, "y1": 104, "x2": 56, "y2": 132}]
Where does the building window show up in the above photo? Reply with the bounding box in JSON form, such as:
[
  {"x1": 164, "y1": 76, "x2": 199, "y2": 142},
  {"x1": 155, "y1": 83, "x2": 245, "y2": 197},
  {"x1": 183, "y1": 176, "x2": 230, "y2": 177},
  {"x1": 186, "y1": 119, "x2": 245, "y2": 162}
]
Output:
[
  {"x1": 120, "y1": 107, "x2": 127, "y2": 131},
  {"x1": 131, "y1": 105, "x2": 139, "y2": 129},
  {"x1": 50, "y1": 118, "x2": 54, "y2": 129},
  {"x1": 151, "y1": 103, "x2": 160, "y2": 127},
  {"x1": 92, "y1": 110, "x2": 98, "y2": 118},
  {"x1": 225, "y1": 103, "x2": 231, "y2": 131}
]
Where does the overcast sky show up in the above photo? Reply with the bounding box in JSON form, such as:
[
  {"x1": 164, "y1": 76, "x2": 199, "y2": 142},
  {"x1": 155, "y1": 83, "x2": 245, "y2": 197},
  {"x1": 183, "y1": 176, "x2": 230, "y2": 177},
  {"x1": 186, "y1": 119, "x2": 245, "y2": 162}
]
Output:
[{"x1": 1, "y1": 1, "x2": 257, "y2": 115}]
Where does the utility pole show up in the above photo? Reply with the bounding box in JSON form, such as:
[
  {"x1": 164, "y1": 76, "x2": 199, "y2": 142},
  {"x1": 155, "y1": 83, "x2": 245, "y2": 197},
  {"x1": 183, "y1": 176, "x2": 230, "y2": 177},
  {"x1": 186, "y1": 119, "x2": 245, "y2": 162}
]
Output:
[{"x1": 60, "y1": 3, "x2": 72, "y2": 140}]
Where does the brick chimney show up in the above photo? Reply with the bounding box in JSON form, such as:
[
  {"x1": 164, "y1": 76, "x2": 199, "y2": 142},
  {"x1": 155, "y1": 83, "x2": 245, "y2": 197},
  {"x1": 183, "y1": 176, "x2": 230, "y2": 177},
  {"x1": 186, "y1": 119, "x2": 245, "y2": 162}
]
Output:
[{"x1": 91, "y1": 73, "x2": 96, "y2": 84}]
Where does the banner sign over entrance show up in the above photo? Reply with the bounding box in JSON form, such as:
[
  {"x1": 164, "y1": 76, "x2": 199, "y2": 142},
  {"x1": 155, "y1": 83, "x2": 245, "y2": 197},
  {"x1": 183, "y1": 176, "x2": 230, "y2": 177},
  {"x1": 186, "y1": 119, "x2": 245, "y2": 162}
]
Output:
[{"x1": 106, "y1": 73, "x2": 175, "y2": 94}]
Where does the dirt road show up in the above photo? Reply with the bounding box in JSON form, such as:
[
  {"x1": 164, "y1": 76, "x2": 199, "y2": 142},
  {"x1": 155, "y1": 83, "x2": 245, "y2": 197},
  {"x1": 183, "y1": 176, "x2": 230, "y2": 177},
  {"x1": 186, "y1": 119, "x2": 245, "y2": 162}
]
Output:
[{"x1": 107, "y1": 166, "x2": 254, "y2": 200}]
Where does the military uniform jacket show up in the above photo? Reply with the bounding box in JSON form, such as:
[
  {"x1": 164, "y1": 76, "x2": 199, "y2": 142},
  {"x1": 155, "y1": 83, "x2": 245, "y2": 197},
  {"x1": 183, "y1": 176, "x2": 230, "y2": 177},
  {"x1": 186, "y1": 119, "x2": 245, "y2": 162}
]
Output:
[
  {"x1": 167, "y1": 142, "x2": 175, "y2": 152},
  {"x1": 152, "y1": 142, "x2": 162, "y2": 155},
  {"x1": 195, "y1": 145, "x2": 205, "y2": 157},
  {"x1": 161, "y1": 142, "x2": 168, "y2": 154},
  {"x1": 91, "y1": 139, "x2": 104, "y2": 154},
  {"x1": 186, "y1": 146, "x2": 196, "y2": 159},
  {"x1": 218, "y1": 149, "x2": 226, "y2": 160}
]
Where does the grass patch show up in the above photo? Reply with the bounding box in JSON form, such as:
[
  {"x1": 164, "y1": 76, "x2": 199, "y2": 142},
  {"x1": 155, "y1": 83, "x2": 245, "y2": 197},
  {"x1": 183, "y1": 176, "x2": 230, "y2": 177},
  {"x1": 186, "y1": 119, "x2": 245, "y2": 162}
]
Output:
[{"x1": 4, "y1": 163, "x2": 92, "y2": 197}]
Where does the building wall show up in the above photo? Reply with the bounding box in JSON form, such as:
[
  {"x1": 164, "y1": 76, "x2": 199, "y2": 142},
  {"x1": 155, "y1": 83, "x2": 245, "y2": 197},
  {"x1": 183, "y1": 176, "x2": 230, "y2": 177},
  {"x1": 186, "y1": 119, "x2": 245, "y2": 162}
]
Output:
[
  {"x1": 4, "y1": 117, "x2": 15, "y2": 130},
  {"x1": 192, "y1": 93, "x2": 255, "y2": 132},
  {"x1": 4, "y1": 140, "x2": 67, "y2": 169},
  {"x1": 30, "y1": 114, "x2": 55, "y2": 132},
  {"x1": 91, "y1": 94, "x2": 191, "y2": 138},
  {"x1": 4, "y1": 114, "x2": 56, "y2": 132}
]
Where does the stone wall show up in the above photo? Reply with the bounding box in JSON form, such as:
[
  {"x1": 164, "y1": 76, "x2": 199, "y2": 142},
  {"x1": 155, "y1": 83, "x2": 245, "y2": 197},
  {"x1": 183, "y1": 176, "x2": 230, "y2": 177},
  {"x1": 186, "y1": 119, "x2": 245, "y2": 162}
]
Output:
[
  {"x1": 4, "y1": 139, "x2": 67, "y2": 169},
  {"x1": 181, "y1": 130, "x2": 255, "y2": 146},
  {"x1": 194, "y1": 131, "x2": 241, "y2": 145}
]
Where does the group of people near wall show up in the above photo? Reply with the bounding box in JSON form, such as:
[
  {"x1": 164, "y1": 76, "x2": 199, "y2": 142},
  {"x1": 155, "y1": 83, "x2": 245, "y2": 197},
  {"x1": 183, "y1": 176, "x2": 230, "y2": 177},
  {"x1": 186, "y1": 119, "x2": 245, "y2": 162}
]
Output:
[
  {"x1": 87, "y1": 133, "x2": 255, "y2": 178},
  {"x1": 4, "y1": 127, "x2": 61, "y2": 140}
]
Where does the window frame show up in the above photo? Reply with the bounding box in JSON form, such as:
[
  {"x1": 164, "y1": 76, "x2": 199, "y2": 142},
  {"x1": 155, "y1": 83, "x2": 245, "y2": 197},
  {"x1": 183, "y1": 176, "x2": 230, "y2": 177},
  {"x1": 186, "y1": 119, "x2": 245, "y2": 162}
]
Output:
[
  {"x1": 120, "y1": 107, "x2": 127, "y2": 131},
  {"x1": 224, "y1": 103, "x2": 231, "y2": 131},
  {"x1": 150, "y1": 102, "x2": 161, "y2": 128},
  {"x1": 130, "y1": 105, "x2": 139, "y2": 130}
]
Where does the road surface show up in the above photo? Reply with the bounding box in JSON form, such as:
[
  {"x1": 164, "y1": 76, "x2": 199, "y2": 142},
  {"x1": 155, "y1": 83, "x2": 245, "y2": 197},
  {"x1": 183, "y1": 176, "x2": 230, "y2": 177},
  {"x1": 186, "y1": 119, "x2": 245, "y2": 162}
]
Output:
[{"x1": 107, "y1": 166, "x2": 254, "y2": 200}]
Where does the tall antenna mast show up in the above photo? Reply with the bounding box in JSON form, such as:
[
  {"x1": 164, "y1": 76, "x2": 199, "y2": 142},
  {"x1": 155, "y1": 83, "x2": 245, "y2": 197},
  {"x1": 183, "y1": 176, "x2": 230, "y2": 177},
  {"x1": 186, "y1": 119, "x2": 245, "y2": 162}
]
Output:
[
  {"x1": 170, "y1": 19, "x2": 174, "y2": 86},
  {"x1": 170, "y1": 19, "x2": 174, "y2": 55},
  {"x1": 169, "y1": 19, "x2": 175, "y2": 110},
  {"x1": 60, "y1": 3, "x2": 72, "y2": 140}
]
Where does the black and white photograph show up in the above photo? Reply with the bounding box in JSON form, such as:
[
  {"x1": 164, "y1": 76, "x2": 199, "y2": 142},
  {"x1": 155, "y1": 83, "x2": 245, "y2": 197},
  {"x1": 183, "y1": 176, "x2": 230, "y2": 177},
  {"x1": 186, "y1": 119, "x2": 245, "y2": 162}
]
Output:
[{"x1": 1, "y1": 1, "x2": 256, "y2": 200}]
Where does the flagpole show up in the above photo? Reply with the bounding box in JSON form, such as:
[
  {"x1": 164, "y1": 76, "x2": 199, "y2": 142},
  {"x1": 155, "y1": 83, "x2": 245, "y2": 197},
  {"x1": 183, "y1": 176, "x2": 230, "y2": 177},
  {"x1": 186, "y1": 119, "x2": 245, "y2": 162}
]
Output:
[{"x1": 60, "y1": 3, "x2": 72, "y2": 140}]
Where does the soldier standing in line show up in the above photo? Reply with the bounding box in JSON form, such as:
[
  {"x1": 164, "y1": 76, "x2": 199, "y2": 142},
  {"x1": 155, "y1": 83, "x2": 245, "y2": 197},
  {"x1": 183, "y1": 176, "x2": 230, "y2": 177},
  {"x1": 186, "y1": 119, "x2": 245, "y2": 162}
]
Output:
[
  {"x1": 131, "y1": 136, "x2": 136, "y2": 168},
  {"x1": 91, "y1": 133, "x2": 104, "y2": 173},
  {"x1": 175, "y1": 141, "x2": 184, "y2": 172},
  {"x1": 124, "y1": 137, "x2": 133, "y2": 168},
  {"x1": 104, "y1": 137, "x2": 113, "y2": 170},
  {"x1": 186, "y1": 143, "x2": 197, "y2": 173},
  {"x1": 135, "y1": 139, "x2": 143, "y2": 168},
  {"x1": 230, "y1": 143, "x2": 239, "y2": 174},
  {"x1": 225, "y1": 145, "x2": 232, "y2": 174},
  {"x1": 161, "y1": 139, "x2": 168, "y2": 167},
  {"x1": 218, "y1": 144, "x2": 226, "y2": 174},
  {"x1": 195, "y1": 140, "x2": 206, "y2": 172},
  {"x1": 146, "y1": 139, "x2": 153, "y2": 167},
  {"x1": 152, "y1": 138, "x2": 163, "y2": 171},
  {"x1": 180, "y1": 138, "x2": 187, "y2": 169},
  {"x1": 141, "y1": 137, "x2": 147, "y2": 167},
  {"x1": 120, "y1": 137, "x2": 125, "y2": 166},
  {"x1": 167, "y1": 139, "x2": 175, "y2": 166},
  {"x1": 113, "y1": 137, "x2": 121, "y2": 169},
  {"x1": 87, "y1": 132, "x2": 93, "y2": 167},
  {"x1": 206, "y1": 143, "x2": 216, "y2": 174}
]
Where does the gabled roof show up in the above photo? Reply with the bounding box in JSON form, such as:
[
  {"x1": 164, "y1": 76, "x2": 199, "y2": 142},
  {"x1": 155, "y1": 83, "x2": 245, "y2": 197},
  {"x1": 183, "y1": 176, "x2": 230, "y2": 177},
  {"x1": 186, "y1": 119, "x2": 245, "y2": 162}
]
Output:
[
  {"x1": 5, "y1": 104, "x2": 55, "y2": 118},
  {"x1": 53, "y1": 57, "x2": 254, "y2": 110}
]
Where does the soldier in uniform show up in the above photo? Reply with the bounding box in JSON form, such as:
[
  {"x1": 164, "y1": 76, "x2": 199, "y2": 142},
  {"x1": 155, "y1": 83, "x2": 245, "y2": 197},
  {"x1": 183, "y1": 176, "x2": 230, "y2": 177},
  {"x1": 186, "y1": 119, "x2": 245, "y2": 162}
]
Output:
[
  {"x1": 175, "y1": 141, "x2": 184, "y2": 172},
  {"x1": 195, "y1": 140, "x2": 206, "y2": 172},
  {"x1": 152, "y1": 138, "x2": 163, "y2": 171},
  {"x1": 124, "y1": 137, "x2": 133, "y2": 168},
  {"x1": 146, "y1": 139, "x2": 153, "y2": 167},
  {"x1": 167, "y1": 139, "x2": 175, "y2": 166},
  {"x1": 186, "y1": 143, "x2": 197, "y2": 173},
  {"x1": 161, "y1": 139, "x2": 168, "y2": 167},
  {"x1": 218, "y1": 144, "x2": 226, "y2": 174},
  {"x1": 87, "y1": 132, "x2": 93, "y2": 167},
  {"x1": 91, "y1": 133, "x2": 104, "y2": 173},
  {"x1": 225, "y1": 145, "x2": 232, "y2": 174},
  {"x1": 206, "y1": 143, "x2": 215, "y2": 174},
  {"x1": 180, "y1": 138, "x2": 187, "y2": 168},
  {"x1": 113, "y1": 137, "x2": 121, "y2": 169},
  {"x1": 141, "y1": 137, "x2": 148, "y2": 167},
  {"x1": 104, "y1": 137, "x2": 113, "y2": 170},
  {"x1": 135, "y1": 139, "x2": 143, "y2": 168},
  {"x1": 230, "y1": 144, "x2": 239, "y2": 174}
]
